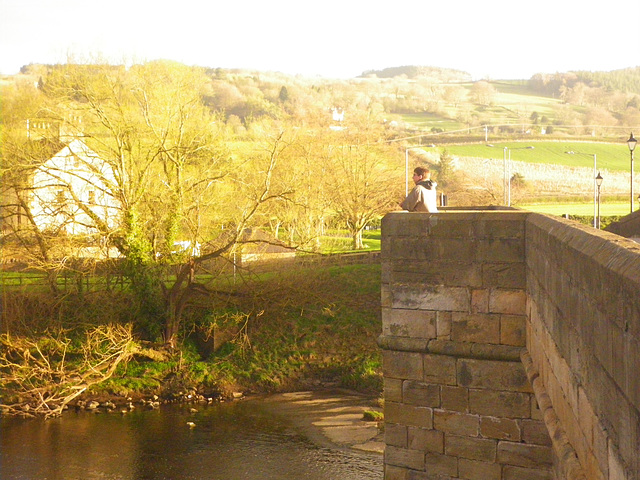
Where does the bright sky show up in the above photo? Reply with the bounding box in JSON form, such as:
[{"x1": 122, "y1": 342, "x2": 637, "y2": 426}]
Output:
[{"x1": 1, "y1": 0, "x2": 638, "y2": 80}]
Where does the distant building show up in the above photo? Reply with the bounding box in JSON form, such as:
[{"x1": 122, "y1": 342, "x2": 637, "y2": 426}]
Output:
[
  {"x1": 29, "y1": 137, "x2": 120, "y2": 235},
  {"x1": 331, "y1": 107, "x2": 344, "y2": 122},
  {"x1": 235, "y1": 228, "x2": 295, "y2": 264}
]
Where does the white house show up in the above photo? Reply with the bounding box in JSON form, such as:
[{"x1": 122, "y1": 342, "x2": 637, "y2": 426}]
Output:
[{"x1": 30, "y1": 138, "x2": 120, "y2": 236}]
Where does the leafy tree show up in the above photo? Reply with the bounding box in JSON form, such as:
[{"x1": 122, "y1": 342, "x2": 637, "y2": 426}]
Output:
[
  {"x1": 469, "y1": 81, "x2": 496, "y2": 106},
  {"x1": 278, "y1": 86, "x2": 289, "y2": 103},
  {"x1": 324, "y1": 117, "x2": 400, "y2": 249},
  {"x1": 2, "y1": 62, "x2": 292, "y2": 346}
]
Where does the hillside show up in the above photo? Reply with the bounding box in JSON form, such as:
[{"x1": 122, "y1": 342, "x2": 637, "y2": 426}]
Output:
[{"x1": 360, "y1": 65, "x2": 471, "y2": 82}]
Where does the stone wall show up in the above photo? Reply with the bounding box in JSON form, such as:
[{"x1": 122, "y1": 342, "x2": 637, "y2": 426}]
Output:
[
  {"x1": 380, "y1": 210, "x2": 640, "y2": 480},
  {"x1": 381, "y1": 211, "x2": 551, "y2": 480},
  {"x1": 526, "y1": 214, "x2": 640, "y2": 480}
]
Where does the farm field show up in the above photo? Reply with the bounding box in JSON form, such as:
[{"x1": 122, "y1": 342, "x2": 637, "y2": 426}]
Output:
[
  {"x1": 517, "y1": 202, "x2": 632, "y2": 216},
  {"x1": 437, "y1": 141, "x2": 632, "y2": 172}
]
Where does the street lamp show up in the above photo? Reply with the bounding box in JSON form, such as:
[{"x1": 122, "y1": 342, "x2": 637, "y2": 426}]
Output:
[
  {"x1": 566, "y1": 151, "x2": 597, "y2": 228},
  {"x1": 502, "y1": 145, "x2": 535, "y2": 207},
  {"x1": 489, "y1": 145, "x2": 534, "y2": 206},
  {"x1": 628, "y1": 133, "x2": 637, "y2": 213},
  {"x1": 596, "y1": 172, "x2": 603, "y2": 229}
]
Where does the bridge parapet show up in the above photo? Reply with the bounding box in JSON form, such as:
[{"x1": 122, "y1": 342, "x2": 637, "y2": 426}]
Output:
[{"x1": 380, "y1": 210, "x2": 640, "y2": 480}]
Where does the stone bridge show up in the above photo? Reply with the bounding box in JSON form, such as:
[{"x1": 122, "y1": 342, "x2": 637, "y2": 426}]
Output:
[{"x1": 380, "y1": 210, "x2": 640, "y2": 480}]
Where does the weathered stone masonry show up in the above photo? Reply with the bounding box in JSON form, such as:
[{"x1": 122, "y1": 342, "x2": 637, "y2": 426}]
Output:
[{"x1": 380, "y1": 210, "x2": 640, "y2": 480}]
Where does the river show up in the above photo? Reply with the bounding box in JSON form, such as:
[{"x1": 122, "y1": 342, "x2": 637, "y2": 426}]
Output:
[{"x1": 1, "y1": 390, "x2": 383, "y2": 480}]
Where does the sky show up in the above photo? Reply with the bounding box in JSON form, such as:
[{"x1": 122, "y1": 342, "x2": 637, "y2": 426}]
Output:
[{"x1": 1, "y1": 0, "x2": 639, "y2": 80}]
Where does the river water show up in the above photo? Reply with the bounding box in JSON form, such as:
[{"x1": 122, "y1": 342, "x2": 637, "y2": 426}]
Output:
[{"x1": 1, "y1": 393, "x2": 383, "y2": 480}]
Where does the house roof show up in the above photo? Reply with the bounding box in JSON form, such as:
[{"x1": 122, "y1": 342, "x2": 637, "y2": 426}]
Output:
[
  {"x1": 238, "y1": 228, "x2": 292, "y2": 254},
  {"x1": 13, "y1": 138, "x2": 68, "y2": 166}
]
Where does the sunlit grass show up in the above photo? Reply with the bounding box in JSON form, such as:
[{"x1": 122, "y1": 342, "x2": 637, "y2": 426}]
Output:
[
  {"x1": 445, "y1": 141, "x2": 631, "y2": 172},
  {"x1": 517, "y1": 202, "x2": 631, "y2": 216},
  {"x1": 319, "y1": 229, "x2": 381, "y2": 254}
]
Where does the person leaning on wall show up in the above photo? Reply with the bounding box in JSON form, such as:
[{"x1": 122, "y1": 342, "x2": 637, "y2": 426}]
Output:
[{"x1": 400, "y1": 166, "x2": 438, "y2": 212}]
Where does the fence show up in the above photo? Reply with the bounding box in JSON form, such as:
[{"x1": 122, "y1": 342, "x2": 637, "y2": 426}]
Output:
[{"x1": 0, "y1": 251, "x2": 382, "y2": 293}]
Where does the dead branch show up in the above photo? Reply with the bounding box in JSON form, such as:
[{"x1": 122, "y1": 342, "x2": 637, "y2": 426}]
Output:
[{"x1": 0, "y1": 324, "x2": 152, "y2": 418}]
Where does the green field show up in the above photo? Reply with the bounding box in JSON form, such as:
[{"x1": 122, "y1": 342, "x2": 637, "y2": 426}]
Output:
[
  {"x1": 434, "y1": 141, "x2": 632, "y2": 172},
  {"x1": 518, "y1": 202, "x2": 632, "y2": 216}
]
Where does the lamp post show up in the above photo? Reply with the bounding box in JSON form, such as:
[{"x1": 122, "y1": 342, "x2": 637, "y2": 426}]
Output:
[
  {"x1": 489, "y1": 145, "x2": 534, "y2": 206},
  {"x1": 502, "y1": 147, "x2": 508, "y2": 205},
  {"x1": 596, "y1": 172, "x2": 603, "y2": 229},
  {"x1": 628, "y1": 133, "x2": 637, "y2": 213},
  {"x1": 566, "y1": 151, "x2": 597, "y2": 228}
]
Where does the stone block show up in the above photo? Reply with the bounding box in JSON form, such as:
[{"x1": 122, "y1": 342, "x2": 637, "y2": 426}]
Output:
[
  {"x1": 497, "y1": 441, "x2": 552, "y2": 468},
  {"x1": 434, "y1": 238, "x2": 479, "y2": 263},
  {"x1": 436, "y1": 311, "x2": 452, "y2": 338},
  {"x1": 475, "y1": 217, "x2": 526, "y2": 239},
  {"x1": 521, "y1": 419, "x2": 551, "y2": 446},
  {"x1": 408, "y1": 427, "x2": 444, "y2": 453},
  {"x1": 391, "y1": 284, "x2": 470, "y2": 312},
  {"x1": 477, "y1": 238, "x2": 525, "y2": 263},
  {"x1": 458, "y1": 358, "x2": 532, "y2": 393},
  {"x1": 441, "y1": 385, "x2": 468, "y2": 413},
  {"x1": 389, "y1": 260, "x2": 482, "y2": 289},
  {"x1": 489, "y1": 289, "x2": 526, "y2": 315},
  {"x1": 480, "y1": 416, "x2": 521, "y2": 441},
  {"x1": 451, "y1": 313, "x2": 501, "y2": 344},
  {"x1": 403, "y1": 380, "x2": 441, "y2": 407},
  {"x1": 386, "y1": 422, "x2": 408, "y2": 447},
  {"x1": 482, "y1": 262, "x2": 526, "y2": 289},
  {"x1": 383, "y1": 308, "x2": 437, "y2": 339},
  {"x1": 500, "y1": 315, "x2": 526, "y2": 346},
  {"x1": 383, "y1": 350, "x2": 424, "y2": 381},
  {"x1": 502, "y1": 465, "x2": 552, "y2": 480},
  {"x1": 434, "y1": 410, "x2": 480, "y2": 437},
  {"x1": 469, "y1": 389, "x2": 531, "y2": 418},
  {"x1": 383, "y1": 464, "x2": 409, "y2": 480},
  {"x1": 592, "y1": 418, "x2": 609, "y2": 478},
  {"x1": 427, "y1": 217, "x2": 475, "y2": 238},
  {"x1": 608, "y1": 441, "x2": 627, "y2": 480},
  {"x1": 458, "y1": 458, "x2": 502, "y2": 480},
  {"x1": 424, "y1": 452, "x2": 458, "y2": 477},
  {"x1": 424, "y1": 353, "x2": 457, "y2": 385},
  {"x1": 381, "y1": 287, "x2": 393, "y2": 308},
  {"x1": 445, "y1": 434, "x2": 497, "y2": 462},
  {"x1": 389, "y1": 256, "x2": 482, "y2": 287},
  {"x1": 385, "y1": 445, "x2": 425, "y2": 471},
  {"x1": 384, "y1": 378, "x2": 403, "y2": 403},
  {"x1": 385, "y1": 402, "x2": 433, "y2": 429},
  {"x1": 471, "y1": 288, "x2": 489, "y2": 313}
]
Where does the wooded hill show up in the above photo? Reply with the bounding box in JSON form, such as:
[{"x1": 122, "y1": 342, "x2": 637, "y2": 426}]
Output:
[{"x1": 8, "y1": 63, "x2": 640, "y2": 139}]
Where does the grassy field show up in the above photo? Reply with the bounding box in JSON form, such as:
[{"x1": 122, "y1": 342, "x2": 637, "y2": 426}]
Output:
[
  {"x1": 518, "y1": 202, "x2": 632, "y2": 216},
  {"x1": 441, "y1": 141, "x2": 632, "y2": 172},
  {"x1": 320, "y1": 230, "x2": 381, "y2": 253}
]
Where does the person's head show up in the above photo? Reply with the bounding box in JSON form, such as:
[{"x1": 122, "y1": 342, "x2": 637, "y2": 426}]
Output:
[{"x1": 412, "y1": 167, "x2": 430, "y2": 184}]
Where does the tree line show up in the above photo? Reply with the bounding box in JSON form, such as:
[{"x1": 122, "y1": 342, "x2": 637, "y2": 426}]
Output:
[
  {"x1": 3, "y1": 61, "x2": 639, "y2": 346},
  {"x1": 1, "y1": 61, "x2": 404, "y2": 346}
]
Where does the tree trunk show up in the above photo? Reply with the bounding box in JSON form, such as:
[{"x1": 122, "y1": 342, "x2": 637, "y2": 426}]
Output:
[{"x1": 352, "y1": 229, "x2": 364, "y2": 250}]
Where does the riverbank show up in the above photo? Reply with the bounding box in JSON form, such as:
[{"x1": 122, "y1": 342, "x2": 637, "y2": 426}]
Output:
[
  {"x1": 1, "y1": 263, "x2": 383, "y2": 418},
  {"x1": 258, "y1": 389, "x2": 384, "y2": 454}
]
